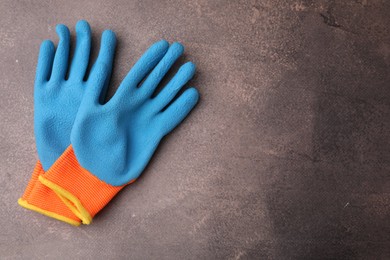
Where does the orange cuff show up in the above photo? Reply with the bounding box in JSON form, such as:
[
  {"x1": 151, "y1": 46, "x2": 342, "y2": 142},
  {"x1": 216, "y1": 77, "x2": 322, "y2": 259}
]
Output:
[
  {"x1": 18, "y1": 161, "x2": 81, "y2": 226},
  {"x1": 20, "y1": 161, "x2": 41, "y2": 200},
  {"x1": 38, "y1": 145, "x2": 126, "y2": 224}
]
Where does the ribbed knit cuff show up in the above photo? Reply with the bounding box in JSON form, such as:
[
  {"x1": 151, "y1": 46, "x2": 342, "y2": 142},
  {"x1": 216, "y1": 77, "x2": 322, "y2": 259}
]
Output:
[
  {"x1": 18, "y1": 161, "x2": 81, "y2": 226},
  {"x1": 20, "y1": 161, "x2": 41, "y2": 200},
  {"x1": 39, "y1": 145, "x2": 125, "y2": 224}
]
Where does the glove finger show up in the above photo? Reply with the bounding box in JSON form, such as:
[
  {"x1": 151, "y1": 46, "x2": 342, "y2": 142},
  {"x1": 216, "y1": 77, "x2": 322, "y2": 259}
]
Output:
[
  {"x1": 35, "y1": 40, "x2": 55, "y2": 83},
  {"x1": 68, "y1": 20, "x2": 91, "y2": 80},
  {"x1": 151, "y1": 61, "x2": 195, "y2": 113},
  {"x1": 138, "y1": 42, "x2": 184, "y2": 99},
  {"x1": 50, "y1": 24, "x2": 70, "y2": 81},
  {"x1": 157, "y1": 87, "x2": 199, "y2": 136},
  {"x1": 114, "y1": 40, "x2": 169, "y2": 100},
  {"x1": 86, "y1": 29, "x2": 117, "y2": 104}
]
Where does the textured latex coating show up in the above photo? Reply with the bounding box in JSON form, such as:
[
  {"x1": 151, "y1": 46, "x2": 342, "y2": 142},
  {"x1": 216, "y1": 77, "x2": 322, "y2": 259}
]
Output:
[
  {"x1": 34, "y1": 20, "x2": 116, "y2": 171},
  {"x1": 71, "y1": 41, "x2": 199, "y2": 186}
]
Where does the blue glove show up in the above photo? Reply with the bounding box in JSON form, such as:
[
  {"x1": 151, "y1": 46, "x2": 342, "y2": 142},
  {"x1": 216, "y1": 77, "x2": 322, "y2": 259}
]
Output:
[
  {"x1": 35, "y1": 20, "x2": 116, "y2": 170},
  {"x1": 18, "y1": 20, "x2": 117, "y2": 226},
  {"x1": 39, "y1": 40, "x2": 199, "y2": 224}
]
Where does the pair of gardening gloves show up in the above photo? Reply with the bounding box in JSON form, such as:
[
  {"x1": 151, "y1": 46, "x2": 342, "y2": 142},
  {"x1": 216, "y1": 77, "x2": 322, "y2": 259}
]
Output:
[{"x1": 18, "y1": 20, "x2": 199, "y2": 226}]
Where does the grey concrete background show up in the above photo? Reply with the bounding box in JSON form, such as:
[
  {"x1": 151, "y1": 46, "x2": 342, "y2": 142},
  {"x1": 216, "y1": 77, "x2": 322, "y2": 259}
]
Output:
[{"x1": 0, "y1": 0, "x2": 389, "y2": 259}]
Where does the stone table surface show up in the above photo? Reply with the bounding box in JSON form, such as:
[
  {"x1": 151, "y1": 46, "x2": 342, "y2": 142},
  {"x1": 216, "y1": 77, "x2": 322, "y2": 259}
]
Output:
[{"x1": 0, "y1": 0, "x2": 389, "y2": 259}]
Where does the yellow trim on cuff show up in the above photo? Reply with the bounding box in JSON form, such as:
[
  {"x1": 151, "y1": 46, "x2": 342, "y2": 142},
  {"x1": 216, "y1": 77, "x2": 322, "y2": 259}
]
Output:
[
  {"x1": 17, "y1": 198, "x2": 80, "y2": 226},
  {"x1": 38, "y1": 175, "x2": 92, "y2": 225},
  {"x1": 52, "y1": 189, "x2": 85, "y2": 222}
]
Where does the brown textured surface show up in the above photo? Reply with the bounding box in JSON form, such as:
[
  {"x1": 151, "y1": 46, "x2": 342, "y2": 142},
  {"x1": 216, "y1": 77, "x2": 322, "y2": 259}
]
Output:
[{"x1": 0, "y1": 0, "x2": 389, "y2": 259}]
